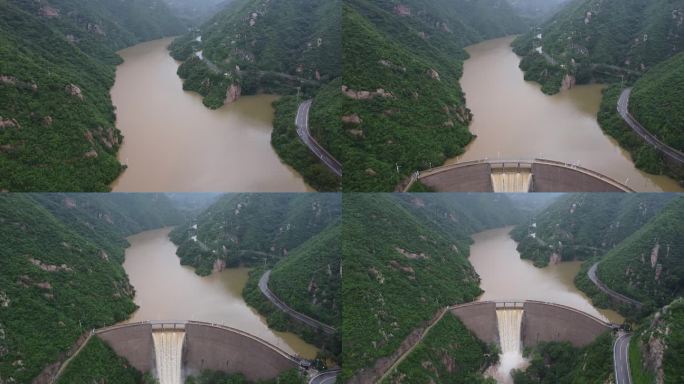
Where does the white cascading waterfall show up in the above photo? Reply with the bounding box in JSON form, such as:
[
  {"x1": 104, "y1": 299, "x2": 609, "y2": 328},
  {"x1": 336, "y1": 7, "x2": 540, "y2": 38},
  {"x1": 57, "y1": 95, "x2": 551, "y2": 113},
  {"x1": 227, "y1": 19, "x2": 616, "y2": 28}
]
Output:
[
  {"x1": 491, "y1": 171, "x2": 532, "y2": 192},
  {"x1": 495, "y1": 308, "x2": 526, "y2": 383},
  {"x1": 152, "y1": 331, "x2": 185, "y2": 384}
]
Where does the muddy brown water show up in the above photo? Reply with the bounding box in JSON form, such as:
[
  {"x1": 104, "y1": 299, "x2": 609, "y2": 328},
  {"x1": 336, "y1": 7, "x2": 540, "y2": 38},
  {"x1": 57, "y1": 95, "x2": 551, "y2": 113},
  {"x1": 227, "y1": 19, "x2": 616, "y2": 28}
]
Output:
[
  {"x1": 452, "y1": 36, "x2": 683, "y2": 192},
  {"x1": 469, "y1": 226, "x2": 623, "y2": 324},
  {"x1": 121, "y1": 227, "x2": 318, "y2": 359},
  {"x1": 110, "y1": 38, "x2": 311, "y2": 192}
]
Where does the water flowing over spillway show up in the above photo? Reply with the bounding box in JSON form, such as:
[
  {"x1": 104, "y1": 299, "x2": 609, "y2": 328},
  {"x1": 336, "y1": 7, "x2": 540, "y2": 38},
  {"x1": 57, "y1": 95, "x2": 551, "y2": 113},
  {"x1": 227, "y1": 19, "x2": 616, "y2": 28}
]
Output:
[
  {"x1": 495, "y1": 309, "x2": 526, "y2": 383},
  {"x1": 491, "y1": 171, "x2": 531, "y2": 192},
  {"x1": 153, "y1": 331, "x2": 185, "y2": 384}
]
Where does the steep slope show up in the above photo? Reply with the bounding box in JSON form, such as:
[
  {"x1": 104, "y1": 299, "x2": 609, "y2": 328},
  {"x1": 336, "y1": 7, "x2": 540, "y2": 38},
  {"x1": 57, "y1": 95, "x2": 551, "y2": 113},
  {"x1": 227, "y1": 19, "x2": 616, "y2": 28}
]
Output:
[
  {"x1": 170, "y1": 193, "x2": 341, "y2": 275},
  {"x1": 169, "y1": 0, "x2": 342, "y2": 191},
  {"x1": 30, "y1": 193, "x2": 183, "y2": 261},
  {"x1": 513, "y1": 0, "x2": 684, "y2": 94},
  {"x1": 381, "y1": 314, "x2": 497, "y2": 384},
  {"x1": 169, "y1": 0, "x2": 341, "y2": 108},
  {"x1": 269, "y1": 223, "x2": 341, "y2": 328},
  {"x1": 511, "y1": 193, "x2": 676, "y2": 266},
  {"x1": 341, "y1": 194, "x2": 487, "y2": 380},
  {"x1": 0, "y1": 195, "x2": 137, "y2": 382},
  {"x1": 0, "y1": 0, "x2": 183, "y2": 191},
  {"x1": 55, "y1": 337, "x2": 144, "y2": 384},
  {"x1": 512, "y1": 333, "x2": 614, "y2": 384},
  {"x1": 340, "y1": 0, "x2": 526, "y2": 191},
  {"x1": 595, "y1": 197, "x2": 684, "y2": 309},
  {"x1": 629, "y1": 298, "x2": 684, "y2": 384},
  {"x1": 243, "y1": 222, "x2": 341, "y2": 362},
  {"x1": 506, "y1": 0, "x2": 571, "y2": 23},
  {"x1": 629, "y1": 51, "x2": 684, "y2": 153}
]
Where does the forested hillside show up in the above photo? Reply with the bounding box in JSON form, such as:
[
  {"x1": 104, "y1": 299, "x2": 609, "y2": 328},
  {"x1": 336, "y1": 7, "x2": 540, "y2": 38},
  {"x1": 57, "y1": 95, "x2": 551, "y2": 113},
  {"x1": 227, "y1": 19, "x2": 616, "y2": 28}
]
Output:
[
  {"x1": 512, "y1": 333, "x2": 614, "y2": 384},
  {"x1": 0, "y1": 193, "x2": 182, "y2": 382},
  {"x1": 243, "y1": 222, "x2": 341, "y2": 362},
  {"x1": 630, "y1": 52, "x2": 684, "y2": 154},
  {"x1": 170, "y1": 193, "x2": 341, "y2": 275},
  {"x1": 169, "y1": 0, "x2": 342, "y2": 191},
  {"x1": 170, "y1": 0, "x2": 340, "y2": 107},
  {"x1": 512, "y1": 194, "x2": 676, "y2": 266},
  {"x1": 341, "y1": 193, "x2": 524, "y2": 381},
  {"x1": 0, "y1": 0, "x2": 183, "y2": 191},
  {"x1": 628, "y1": 297, "x2": 684, "y2": 384},
  {"x1": 340, "y1": 0, "x2": 526, "y2": 191},
  {"x1": 381, "y1": 314, "x2": 497, "y2": 384},
  {"x1": 596, "y1": 197, "x2": 684, "y2": 309},
  {"x1": 513, "y1": 0, "x2": 684, "y2": 94}
]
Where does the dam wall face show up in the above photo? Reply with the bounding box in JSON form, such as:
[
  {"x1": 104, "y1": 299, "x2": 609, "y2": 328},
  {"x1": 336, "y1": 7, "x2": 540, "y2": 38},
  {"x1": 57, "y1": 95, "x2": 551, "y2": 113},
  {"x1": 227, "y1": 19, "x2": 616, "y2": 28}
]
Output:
[
  {"x1": 96, "y1": 323, "x2": 155, "y2": 372},
  {"x1": 421, "y1": 163, "x2": 493, "y2": 192},
  {"x1": 450, "y1": 301, "x2": 612, "y2": 348},
  {"x1": 183, "y1": 323, "x2": 299, "y2": 381},
  {"x1": 531, "y1": 164, "x2": 625, "y2": 192},
  {"x1": 521, "y1": 302, "x2": 612, "y2": 347},
  {"x1": 450, "y1": 302, "x2": 499, "y2": 344}
]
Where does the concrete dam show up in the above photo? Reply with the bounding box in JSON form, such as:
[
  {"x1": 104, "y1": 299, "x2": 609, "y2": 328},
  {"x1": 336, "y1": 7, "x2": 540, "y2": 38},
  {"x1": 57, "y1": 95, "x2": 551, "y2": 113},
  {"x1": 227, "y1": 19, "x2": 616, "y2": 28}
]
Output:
[
  {"x1": 92, "y1": 321, "x2": 302, "y2": 382},
  {"x1": 449, "y1": 301, "x2": 615, "y2": 348},
  {"x1": 402, "y1": 159, "x2": 634, "y2": 192}
]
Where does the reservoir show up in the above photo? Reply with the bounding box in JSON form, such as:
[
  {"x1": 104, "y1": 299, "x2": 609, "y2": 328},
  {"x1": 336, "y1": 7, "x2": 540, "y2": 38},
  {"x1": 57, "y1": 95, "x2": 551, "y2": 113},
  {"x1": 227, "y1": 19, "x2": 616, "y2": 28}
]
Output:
[
  {"x1": 469, "y1": 226, "x2": 623, "y2": 324},
  {"x1": 453, "y1": 37, "x2": 683, "y2": 192},
  {"x1": 110, "y1": 38, "x2": 310, "y2": 192},
  {"x1": 121, "y1": 227, "x2": 318, "y2": 359}
]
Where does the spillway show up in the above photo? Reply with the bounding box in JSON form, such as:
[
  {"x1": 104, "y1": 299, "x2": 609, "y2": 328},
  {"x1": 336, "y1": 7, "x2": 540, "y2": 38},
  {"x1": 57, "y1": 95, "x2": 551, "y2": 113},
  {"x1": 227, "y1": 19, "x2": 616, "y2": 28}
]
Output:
[
  {"x1": 491, "y1": 170, "x2": 532, "y2": 192},
  {"x1": 153, "y1": 331, "x2": 185, "y2": 384},
  {"x1": 495, "y1": 308, "x2": 526, "y2": 383}
]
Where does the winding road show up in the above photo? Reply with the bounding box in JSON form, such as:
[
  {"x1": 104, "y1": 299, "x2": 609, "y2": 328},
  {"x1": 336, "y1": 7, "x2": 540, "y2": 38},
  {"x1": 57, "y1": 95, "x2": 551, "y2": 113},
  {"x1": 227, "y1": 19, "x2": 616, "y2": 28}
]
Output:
[
  {"x1": 588, "y1": 263, "x2": 643, "y2": 308},
  {"x1": 614, "y1": 332, "x2": 633, "y2": 384},
  {"x1": 308, "y1": 369, "x2": 341, "y2": 384},
  {"x1": 296, "y1": 100, "x2": 343, "y2": 177},
  {"x1": 258, "y1": 270, "x2": 336, "y2": 335},
  {"x1": 618, "y1": 88, "x2": 684, "y2": 164}
]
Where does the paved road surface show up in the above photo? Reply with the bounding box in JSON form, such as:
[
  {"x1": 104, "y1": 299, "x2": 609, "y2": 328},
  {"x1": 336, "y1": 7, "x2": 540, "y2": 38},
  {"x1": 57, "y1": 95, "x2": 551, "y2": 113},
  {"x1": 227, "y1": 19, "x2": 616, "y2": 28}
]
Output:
[
  {"x1": 618, "y1": 88, "x2": 684, "y2": 164},
  {"x1": 296, "y1": 100, "x2": 343, "y2": 177},
  {"x1": 588, "y1": 263, "x2": 643, "y2": 308},
  {"x1": 309, "y1": 369, "x2": 340, "y2": 384},
  {"x1": 614, "y1": 332, "x2": 633, "y2": 384},
  {"x1": 259, "y1": 270, "x2": 336, "y2": 334}
]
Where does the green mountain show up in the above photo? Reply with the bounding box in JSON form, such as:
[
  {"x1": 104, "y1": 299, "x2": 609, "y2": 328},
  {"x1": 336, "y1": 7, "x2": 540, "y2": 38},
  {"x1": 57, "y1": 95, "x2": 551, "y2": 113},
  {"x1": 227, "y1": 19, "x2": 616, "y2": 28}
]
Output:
[
  {"x1": 169, "y1": 0, "x2": 341, "y2": 108},
  {"x1": 30, "y1": 193, "x2": 183, "y2": 261},
  {"x1": 0, "y1": 193, "x2": 182, "y2": 382},
  {"x1": 513, "y1": 0, "x2": 684, "y2": 94},
  {"x1": 170, "y1": 193, "x2": 341, "y2": 275},
  {"x1": 340, "y1": 0, "x2": 526, "y2": 191},
  {"x1": 269, "y1": 223, "x2": 341, "y2": 328},
  {"x1": 0, "y1": 0, "x2": 183, "y2": 191},
  {"x1": 56, "y1": 337, "x2": 146, "y2": 384},
  {"x1": 629, "y1": 297, "x2": 684, "y2": 384},
  {"x1": 630, "y1": 52, "x2": 684, "y2": 153},
  {"x1": 511, "y1": 193, "x2": 676, "y2": 267},
  {"x1": 506, "y1": 0, "x2": 570, "y2": 23},
  {"x1": 341, "y1": 193, "x2": 522, "y2": 380},
  {"x1": 382, "y1": 314, "x2": 497, "y2": 384},
  {"x1": 595, "y1": 197, "x2": 684, "y2": 309},
  {"x1": 512, "y1": 333, "x2": 614, "y2": 384},
  {"x1": 169, "y1": 0, "x2": 342, "y2": 191},
  {"x1": 243, "y1": 222, "x2": 341, "y2": 361},
  {"x1": 599, "y1": 51, "x2": 684, "y2": 183}
]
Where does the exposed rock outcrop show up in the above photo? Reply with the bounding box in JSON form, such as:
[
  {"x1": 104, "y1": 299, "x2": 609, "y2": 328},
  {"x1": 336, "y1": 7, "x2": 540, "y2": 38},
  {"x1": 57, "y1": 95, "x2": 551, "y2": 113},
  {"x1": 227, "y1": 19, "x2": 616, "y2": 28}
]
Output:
[
  {"x1": 65, "y1": 84, "x2": 84, "y2": 100},
  {"x1": 561, "y1": 74, "x2": 576, "y2": 90},
  {"x1": 394, "y1": 4, "x2": 411, "y2": 16},
  {"x1": 0, "y1": 117, "x2": 20, "y2": 129},
  {"x1": 84, "y1": 149, "x2": 98, "y2": 159},
  {"x1": 341, "y1": 85, "x2": 393, "y2": 100},
  {"x1": 39, "y1": 5, "x2": 60, "y2": 18},
  {"x1": 226, "y1": 83, "x2": 242, "y2": 104},
  {"x1": 342, "y1": 114, "x2": 362, "y2": 124}
]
